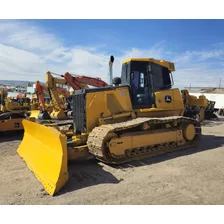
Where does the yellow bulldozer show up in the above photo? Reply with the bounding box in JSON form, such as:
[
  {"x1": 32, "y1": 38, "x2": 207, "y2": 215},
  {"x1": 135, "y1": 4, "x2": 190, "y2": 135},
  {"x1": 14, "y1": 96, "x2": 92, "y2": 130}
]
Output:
[
  {"x1": 181, "y1": 89, "x2": 216, "y2": 122},
  {"x1": 0, "y1": 89, "x2": 31, "y2": 132},
  {"x1": 17, "y1": 57, "x2": 202, "y2": 196}
]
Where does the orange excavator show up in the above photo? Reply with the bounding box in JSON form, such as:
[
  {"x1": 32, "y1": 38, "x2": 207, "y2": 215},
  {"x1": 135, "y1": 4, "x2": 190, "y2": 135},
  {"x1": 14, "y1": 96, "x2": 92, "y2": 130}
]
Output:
[
  {"x1": 16, "y1": 92, "x2": 27, "y2": 99},
  {"x1": 62, "y1": 72, "x2": 108, "y2": 90},
  {"x1": 32, "y1": 81, "x2": 71, "y2": 119},
  {"x1": 33, "y1": 71, "x2": 108, "y2": 120}
]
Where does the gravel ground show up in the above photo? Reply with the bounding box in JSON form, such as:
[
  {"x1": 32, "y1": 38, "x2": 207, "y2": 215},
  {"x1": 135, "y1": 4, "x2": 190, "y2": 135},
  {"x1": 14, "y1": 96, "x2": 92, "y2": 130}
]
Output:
[{"x1": 0, "y1": 118, "x2": 224, "y2": 205}]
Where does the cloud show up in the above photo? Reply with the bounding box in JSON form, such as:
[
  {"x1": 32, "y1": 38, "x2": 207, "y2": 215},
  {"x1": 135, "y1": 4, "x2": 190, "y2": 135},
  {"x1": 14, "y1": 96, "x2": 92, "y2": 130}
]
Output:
[
  {"x1": 0, "y1": 20, "x2": 223, "y2": 89},
  {"x1": 172, "y1": 49, "x2": 224, "y2": 88},
  {"x1": 173, "y1": 50, "x2": 224, "y2": 66},
  {"x1": 0, "y1": 20, "x2": 61, "y2": 52}
]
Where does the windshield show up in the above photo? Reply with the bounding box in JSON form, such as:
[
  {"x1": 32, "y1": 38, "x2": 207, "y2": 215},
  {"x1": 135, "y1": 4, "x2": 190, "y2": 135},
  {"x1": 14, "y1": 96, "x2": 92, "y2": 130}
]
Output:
[
  {"x1": 150, "y1": 63, "x2": 172, "y2": 91},
  {"x1": 123, "y1": 60, "x2": 173, "y2": 108},
  {"x1": 130, "y1": 61, "x2": 172, "y2": 90}
]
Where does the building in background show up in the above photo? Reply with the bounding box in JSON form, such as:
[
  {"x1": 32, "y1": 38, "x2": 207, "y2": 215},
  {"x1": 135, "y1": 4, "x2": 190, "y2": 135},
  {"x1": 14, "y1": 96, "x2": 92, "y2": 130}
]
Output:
[{"x1": 26, "y1": 83, "x2": 36, "y2": 94}]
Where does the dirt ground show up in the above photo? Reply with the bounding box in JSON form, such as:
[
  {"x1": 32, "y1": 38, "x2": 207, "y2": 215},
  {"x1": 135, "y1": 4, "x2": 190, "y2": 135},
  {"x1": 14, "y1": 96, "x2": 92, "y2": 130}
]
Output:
[{"x1": 0, "y1": 118, "x2": 224, "y2": 205}]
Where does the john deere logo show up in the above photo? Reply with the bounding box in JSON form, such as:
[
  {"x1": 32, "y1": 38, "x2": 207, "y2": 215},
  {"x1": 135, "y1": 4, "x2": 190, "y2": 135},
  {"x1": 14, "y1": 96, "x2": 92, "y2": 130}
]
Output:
[{"x1": 165, "y1": 95, "x2": 172, "y2": 103}]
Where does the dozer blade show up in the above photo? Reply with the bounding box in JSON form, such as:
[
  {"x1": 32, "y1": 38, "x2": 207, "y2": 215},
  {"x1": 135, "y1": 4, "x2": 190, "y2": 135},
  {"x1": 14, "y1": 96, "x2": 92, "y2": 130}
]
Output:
[{"x1": 17, "y1": 119, "x2": 69, "y2": 196}]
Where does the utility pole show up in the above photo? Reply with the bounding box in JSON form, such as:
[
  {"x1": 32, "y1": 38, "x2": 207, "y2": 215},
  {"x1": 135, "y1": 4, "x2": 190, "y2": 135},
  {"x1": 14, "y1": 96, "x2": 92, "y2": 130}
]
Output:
[{"x1": 219, "y1": 78, "x2": 222, "y2": 89}]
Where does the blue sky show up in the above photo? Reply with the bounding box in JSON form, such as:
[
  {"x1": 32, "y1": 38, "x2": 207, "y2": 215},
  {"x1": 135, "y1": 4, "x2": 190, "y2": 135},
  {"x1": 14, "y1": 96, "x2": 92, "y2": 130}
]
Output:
[
  {"x1": 0, "y1": 19, "x2": 224, "y2": 88},
  {"x1": 34, "y1": 19, "x2": 224, "y2": 51}
]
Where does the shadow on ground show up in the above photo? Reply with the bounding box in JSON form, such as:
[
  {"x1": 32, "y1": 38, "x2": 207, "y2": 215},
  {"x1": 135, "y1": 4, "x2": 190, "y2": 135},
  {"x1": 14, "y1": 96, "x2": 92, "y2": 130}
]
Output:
[
  {"x1": 59, "y1": 159, "x2": 120, "y2": 195},
  {"x1": 59, "y1": 132, "x2": 224, "y2": 195},
  {"x1": 0, "y1": 131, "x2": 24, "y2": 143}
]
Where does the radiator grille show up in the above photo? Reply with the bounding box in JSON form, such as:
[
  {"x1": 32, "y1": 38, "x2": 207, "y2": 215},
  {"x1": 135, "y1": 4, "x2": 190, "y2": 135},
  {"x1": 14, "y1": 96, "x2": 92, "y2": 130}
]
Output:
[{"x1": 72, "y1": 92, "x2": 86, "y2": 133}]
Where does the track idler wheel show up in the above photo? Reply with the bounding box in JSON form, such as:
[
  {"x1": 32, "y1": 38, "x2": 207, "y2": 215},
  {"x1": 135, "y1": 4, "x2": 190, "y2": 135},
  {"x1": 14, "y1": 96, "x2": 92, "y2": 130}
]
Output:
[
  {"x1": 183, "y1": 123, "x2": 196, "y2": 141},
  {"x1": 103, "y1": 132, "x2": 118, "y2": 158}
]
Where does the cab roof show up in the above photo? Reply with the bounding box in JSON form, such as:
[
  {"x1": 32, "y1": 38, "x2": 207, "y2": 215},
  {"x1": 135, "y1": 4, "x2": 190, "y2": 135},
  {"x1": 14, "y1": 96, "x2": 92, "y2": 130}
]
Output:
[{"x1": 122, "y1": 58, "x2": 175, "y2": 72}]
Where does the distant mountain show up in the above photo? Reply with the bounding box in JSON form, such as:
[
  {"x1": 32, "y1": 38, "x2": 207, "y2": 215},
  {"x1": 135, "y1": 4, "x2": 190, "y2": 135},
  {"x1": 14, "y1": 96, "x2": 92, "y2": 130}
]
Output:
[{"x1": 0, "y1": 80, "x2": 45, "y2": 87}]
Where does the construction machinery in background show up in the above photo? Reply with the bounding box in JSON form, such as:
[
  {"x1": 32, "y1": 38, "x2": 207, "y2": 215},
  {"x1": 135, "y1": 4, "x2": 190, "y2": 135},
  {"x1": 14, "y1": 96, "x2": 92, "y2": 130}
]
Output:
[
  {"x1": 32, "y1": 78, "x2": 72, "y2": 120},
  {"x1": 181, "y1": 89, "x2": 216, "y2": 121},
  {"x1": 0, "y1": 88, "x2": 32, "y2": 132},
  {"x1": 32, "y1": 71, "x2": 108, "y2": 120},
  {"x1": 34, "y1": 72, "x2": 74, "y2": 120},
  {"x1": 1, "y1": 91, "x2": 30, "y2": 113},
  {"x1": 205, "y1": 100, "x2": 217, "y2": 118},
  {"x1": 30, "y1": 93, "x2": 51, "y2": 112},
  {"x1": 17, "y1": 56, "x2": 202, "y2": 196},
  {"x1": 186, "y1": 87, "x2": 224, "y2": 117},
  {"x1": 0, "y1": 70, "x2": 109, "y2": 132},
  {"x1": 63, "y1": 71, "x2": 108, "y2": 89}
]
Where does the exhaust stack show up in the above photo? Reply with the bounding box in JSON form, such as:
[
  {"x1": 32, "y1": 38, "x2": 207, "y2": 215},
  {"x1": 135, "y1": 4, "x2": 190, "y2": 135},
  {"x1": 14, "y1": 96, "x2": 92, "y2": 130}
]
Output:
[{"x1": 108, "y1": 55, "x2": 114, "y2": 85}]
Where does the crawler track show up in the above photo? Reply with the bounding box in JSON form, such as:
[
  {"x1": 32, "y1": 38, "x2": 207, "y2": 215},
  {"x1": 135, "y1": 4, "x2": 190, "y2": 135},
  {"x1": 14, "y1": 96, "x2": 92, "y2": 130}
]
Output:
[{"x1": 87, "y1": 116, "x2": 201, "y2": 164}]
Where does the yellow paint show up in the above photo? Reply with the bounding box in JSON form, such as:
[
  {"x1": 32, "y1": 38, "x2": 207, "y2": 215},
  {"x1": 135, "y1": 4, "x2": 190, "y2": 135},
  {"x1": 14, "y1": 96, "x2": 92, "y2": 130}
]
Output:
[
  {"x1": 183, "y1": 124, "x2": 196, "y2": 141},
  {"x1": 134, "y1": 88, "x2": 184, "y2": 117},
  {"x1": 109, "y1": 129, "x2": 184, "y2": 156},
  {"x1": 17, "y1": 120, "x2": 68, "y2": 196},
  {"x1": 0, "y1": 118, "x2": 24, "y2": 132},
  {"x1": 181, "y1": 89, "x2": 209, "y2": 121},
  {"x1": 29, "y1": 110, "x2": 41, "y2": 119},
  {"x1": 86, "y1": 86, "x2": 133, "y2": 132},
  {"x1": 3, "y1": 99, "x2": 30, "y2": 113},
  {"x1": 71, "y1": 133, "x2": 88, "y2": 146},
  {"x1": 122, "y1": 58, "x2": 175, "y2": 71},
  {"x1": 16, "y1": 57, "x2": 201, "y2": 197},
  {"x1": 199, "y1": 108, "x2": 205, "y2": 122},
  {"x1": 67, "y1": 145, "x2": 92, "y2": 160},
  {"x1": 155, "y1": 88, "x2": 184, "y2": 109}
]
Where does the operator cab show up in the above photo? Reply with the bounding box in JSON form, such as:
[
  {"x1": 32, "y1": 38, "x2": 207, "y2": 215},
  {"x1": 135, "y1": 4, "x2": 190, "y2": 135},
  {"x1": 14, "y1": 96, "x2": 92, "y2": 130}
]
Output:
[{"x1": 117, "y1": 58, "x2": 175, "y2": 109}]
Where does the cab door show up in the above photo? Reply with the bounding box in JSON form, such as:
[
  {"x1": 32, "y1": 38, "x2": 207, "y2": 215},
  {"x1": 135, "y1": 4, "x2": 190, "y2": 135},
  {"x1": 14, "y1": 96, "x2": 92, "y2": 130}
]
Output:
[{"x1": 130, "y1": 70, "x2": 153, "y2": 109}]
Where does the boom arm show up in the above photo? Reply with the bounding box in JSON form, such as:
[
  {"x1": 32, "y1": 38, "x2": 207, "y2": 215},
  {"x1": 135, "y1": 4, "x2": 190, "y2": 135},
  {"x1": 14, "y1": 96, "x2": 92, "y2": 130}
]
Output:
[
  {"x1": 35, "y1": 81, "x2": 47, "y2": 110},
  {"x1": 35, "y1": 71, "x2": 109, "y2": 120},
  {"x1": 63, "y1": 72, "x2": 108, "y2": 89},
  {"x1": 35, "y1": 75, "x2": 70, "y2": 111},
  {"x1": 46, "y1": 71, "x2": 69, "y2": 112}
]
